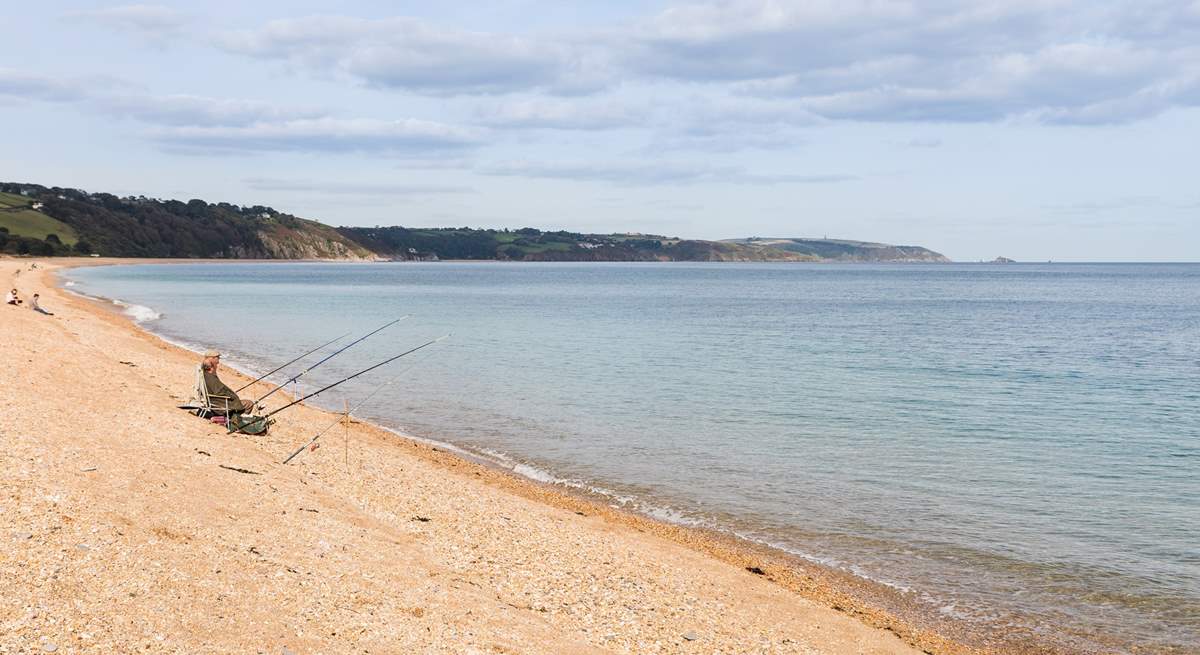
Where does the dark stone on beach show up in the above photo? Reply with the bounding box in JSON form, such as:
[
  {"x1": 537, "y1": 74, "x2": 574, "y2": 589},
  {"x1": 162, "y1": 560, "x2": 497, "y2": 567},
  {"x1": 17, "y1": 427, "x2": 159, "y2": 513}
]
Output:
[
  {"x1": 746, "y1": 566, "x2": 765, "y2": 575},
  {"x1": 412, "y1": 516, "x2": 431, "y2": 522},
  {"x1": 219, "y1": 464, "x2": 261, "y2": 475}
]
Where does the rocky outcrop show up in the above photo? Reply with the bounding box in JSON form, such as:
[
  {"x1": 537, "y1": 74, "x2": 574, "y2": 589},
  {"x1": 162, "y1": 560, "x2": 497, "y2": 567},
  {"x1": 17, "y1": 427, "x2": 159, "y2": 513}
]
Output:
[{"x1": 257, "y1": 219, "x2": 378, "y2": 261}]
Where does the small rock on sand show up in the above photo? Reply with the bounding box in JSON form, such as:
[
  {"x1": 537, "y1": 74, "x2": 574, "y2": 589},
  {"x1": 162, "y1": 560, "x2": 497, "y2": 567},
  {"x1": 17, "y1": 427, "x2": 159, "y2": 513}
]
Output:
[
  {"x1": 42, "y1": 643, "x2": 58, "y2": 653},
  {"x1": 682, "y1": 631, "x2": 700, "y2": 641}
]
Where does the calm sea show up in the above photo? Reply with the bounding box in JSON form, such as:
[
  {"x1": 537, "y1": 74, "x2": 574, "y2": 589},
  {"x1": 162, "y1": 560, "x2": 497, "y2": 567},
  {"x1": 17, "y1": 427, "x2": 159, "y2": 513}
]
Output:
[{"x1": 66, "y1": 262, "x2": 1200, "y2": 654}]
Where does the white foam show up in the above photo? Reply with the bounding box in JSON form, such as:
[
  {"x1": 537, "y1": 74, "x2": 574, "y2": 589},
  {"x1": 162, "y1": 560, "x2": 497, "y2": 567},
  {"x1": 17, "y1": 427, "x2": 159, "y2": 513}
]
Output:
[
  {"x1": 111, "y1": 299, "x2": 161, "y2": 323},
  {"x1": 64, "y1": 280, "x2": 77, "y2": 287}
]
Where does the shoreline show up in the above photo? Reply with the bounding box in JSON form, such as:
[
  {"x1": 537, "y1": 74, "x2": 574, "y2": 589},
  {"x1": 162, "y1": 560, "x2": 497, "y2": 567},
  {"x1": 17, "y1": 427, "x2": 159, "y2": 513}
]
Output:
[{"x1": 5, "y1": 256, "x2": 1039, "y2": 654}]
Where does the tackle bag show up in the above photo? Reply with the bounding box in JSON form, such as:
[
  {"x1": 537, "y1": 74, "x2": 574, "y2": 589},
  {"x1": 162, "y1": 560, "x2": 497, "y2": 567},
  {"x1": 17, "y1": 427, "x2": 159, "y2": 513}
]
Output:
[{"x1": 227, "y1": 414, "x2": 273, "y2": 435}]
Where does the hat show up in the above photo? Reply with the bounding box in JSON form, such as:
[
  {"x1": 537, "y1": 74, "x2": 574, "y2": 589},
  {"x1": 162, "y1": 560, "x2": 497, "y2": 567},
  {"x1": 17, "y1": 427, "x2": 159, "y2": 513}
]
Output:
[{"x1": 203, "y1": 350, "x2": 221, "y2": 358}]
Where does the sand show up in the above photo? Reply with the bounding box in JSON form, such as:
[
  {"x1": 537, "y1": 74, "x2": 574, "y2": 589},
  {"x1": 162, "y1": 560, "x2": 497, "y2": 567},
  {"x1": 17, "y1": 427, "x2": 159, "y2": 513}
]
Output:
[{"x1": 0, "y1": 257, "x2": 976, "y2": 655}]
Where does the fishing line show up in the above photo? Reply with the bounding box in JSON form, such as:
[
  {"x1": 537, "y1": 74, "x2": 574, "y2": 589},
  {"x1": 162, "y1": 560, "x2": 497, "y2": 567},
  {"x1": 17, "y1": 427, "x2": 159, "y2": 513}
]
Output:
[
  {"x1": 282, "y1": 341, "x2": 445, "y2": 464},
  {"x1": 253, "y1": 316, "x2": 408, "y2": 406},
  {"x1": 234, "y1": 334, "x2": 448, "y2": 434},
  {"x1": 234, "y1": 332, "x2": 349, "y2": 393}
]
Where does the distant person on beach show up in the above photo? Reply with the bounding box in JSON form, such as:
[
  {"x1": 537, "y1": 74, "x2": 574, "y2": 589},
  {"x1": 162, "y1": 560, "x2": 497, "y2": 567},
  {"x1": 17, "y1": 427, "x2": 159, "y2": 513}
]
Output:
[
  {"x1": 30, "y1": 294, "x2": 53, "y2": 315},
  {"x1": 5, "y1": 289, "x2": 21, "y2": 305},
  {"x1": 201, "y1": 350, "x2": 254, "y2": 414}
]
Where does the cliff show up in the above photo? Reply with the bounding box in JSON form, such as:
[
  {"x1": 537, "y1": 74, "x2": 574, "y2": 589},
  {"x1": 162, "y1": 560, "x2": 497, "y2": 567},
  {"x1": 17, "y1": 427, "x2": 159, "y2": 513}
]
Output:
[{"x1": 723, "y1": 238, "x2": 951, "y2": 262}]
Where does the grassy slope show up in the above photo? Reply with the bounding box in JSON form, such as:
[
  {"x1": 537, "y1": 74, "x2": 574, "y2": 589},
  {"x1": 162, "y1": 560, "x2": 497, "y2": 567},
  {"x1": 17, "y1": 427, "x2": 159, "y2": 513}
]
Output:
[{"x1": 0, "y1": 192, "x2": 78, "y2": 245}]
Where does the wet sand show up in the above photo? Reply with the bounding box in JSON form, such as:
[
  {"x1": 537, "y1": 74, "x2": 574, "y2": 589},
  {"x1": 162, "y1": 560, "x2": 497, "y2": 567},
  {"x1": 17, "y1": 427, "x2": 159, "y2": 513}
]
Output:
[{"x1": 1, "y1": 257, "x2": 982, "y2": 654}]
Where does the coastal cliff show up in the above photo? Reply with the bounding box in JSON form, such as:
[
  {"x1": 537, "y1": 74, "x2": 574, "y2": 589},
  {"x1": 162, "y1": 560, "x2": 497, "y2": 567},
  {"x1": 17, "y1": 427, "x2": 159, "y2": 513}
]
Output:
[
  {"x1": 722, "y1": 238, "x2": 951, "y2": 263},
  {"x1": 2, "y1": 181, "x2": 949, "y2": 262}
]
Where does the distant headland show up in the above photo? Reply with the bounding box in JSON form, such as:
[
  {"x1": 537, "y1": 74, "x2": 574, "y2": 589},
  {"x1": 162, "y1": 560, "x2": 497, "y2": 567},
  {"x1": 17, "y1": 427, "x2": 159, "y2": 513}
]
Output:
[{"x1": 1, "y1": 182, "x2": 949, "y2": 263}]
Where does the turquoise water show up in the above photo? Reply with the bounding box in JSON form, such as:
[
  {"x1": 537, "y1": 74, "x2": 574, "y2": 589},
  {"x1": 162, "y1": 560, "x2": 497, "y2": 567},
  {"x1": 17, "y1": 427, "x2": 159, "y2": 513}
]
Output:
[{"x1": 67, "y1": 262, "x2": 1200, "y2": 653}]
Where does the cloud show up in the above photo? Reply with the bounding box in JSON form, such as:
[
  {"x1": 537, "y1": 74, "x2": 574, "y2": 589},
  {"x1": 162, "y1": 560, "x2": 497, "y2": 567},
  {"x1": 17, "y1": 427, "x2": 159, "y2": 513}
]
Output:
[
  {"x1": 244, "y1": 177, "x2": 472, "y2": 196},
  {"x1": 218, "y1": 16, "x2": 608, "y2": 95},
  {"x1": 0, "y1": 69, "x2": 327, "y2": 128},
  {"x1": 98, "y1": 94, "x2": 326, "y2": 126},
  {"x1": 209, "y1": 3, "x2": 1200, "y2": 125},
  {"x1": 477, "y1": 159, "x2": 857, "y2": 186},
  {"x1": 474, "y1": 98, "x2": 637, "y2": 130},
  {"x1": 643, "y1": 94, "x2": 822, "y2": 151},
  {"x1": 629, "y1": 1, "x2": 1200, "y2": 124},
  {"x1": 898, "y1": 137, "x2": 943, "y2": 148},
  {"x1": 0, "y1": 69, "x2": 89, "y2": 102},
  {"x1": 64, "y1": 4, "x2": 188, "y2": 35},
  {"x1": 1042, "y1": 196, "x2": 1164, "y2": 214},
  {"x1": 151, "y1": 117, "x2": 485, "y2": 155}
]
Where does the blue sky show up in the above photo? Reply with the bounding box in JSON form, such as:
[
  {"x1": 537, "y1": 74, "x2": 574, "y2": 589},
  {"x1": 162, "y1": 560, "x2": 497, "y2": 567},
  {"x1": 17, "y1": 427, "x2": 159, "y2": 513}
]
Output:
[{"x1": 2, "y1": 1, "x2": 1198, "y2": 261}]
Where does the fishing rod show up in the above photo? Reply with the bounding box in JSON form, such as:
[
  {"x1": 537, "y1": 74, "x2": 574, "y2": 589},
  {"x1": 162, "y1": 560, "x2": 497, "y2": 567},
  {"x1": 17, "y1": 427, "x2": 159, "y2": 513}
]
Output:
[
  {"x1": 233, "y1": 332, "x2": 349, "y2": 393},
  {"x1": 233, "y1": 335, "x2": 449, "y2": 434},
  {"x1": 253, "y1": 316, "x2": 408, "y2": 406},
  {"x1": 282, "y1": 338, "x2": 447, "y2": 464}
]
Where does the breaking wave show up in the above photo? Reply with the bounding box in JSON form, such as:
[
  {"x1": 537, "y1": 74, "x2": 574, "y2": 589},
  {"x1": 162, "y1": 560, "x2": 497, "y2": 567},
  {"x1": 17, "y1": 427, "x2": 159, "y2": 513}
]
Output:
[{"x1": 111, "y1": 299, "x2": 162, "y2": 323}]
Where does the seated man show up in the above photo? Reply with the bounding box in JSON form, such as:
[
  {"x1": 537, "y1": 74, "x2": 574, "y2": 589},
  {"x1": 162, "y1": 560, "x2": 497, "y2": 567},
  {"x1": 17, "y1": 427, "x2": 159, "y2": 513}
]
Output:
[
  {"x1": 200, "y1": 350, "x2": 255, "y2": 414},
  {"x1": 30, "y1": 293, "x2": 53, "y2": 315},
  {"x1": 5, "y1": 288, "x2": 21, "y2": 305}
]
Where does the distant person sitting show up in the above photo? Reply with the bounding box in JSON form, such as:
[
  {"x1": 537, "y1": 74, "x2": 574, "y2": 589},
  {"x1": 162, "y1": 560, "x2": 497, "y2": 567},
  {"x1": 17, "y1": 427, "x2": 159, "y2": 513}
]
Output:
[
  {"x1": 200, "y1": 351, "x2": 254, "y2": 414},
  {"x1": 5, "y1": 289, "x2": 21, "y2": 305},
  {"x1": 30, "y1": 293, "x2": 53, "y2": 315}
]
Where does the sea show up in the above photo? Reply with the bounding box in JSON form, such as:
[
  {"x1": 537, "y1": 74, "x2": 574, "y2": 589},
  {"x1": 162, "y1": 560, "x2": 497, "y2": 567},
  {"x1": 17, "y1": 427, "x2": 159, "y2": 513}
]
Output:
[{"x1": 65, "y1": 262, "x2": 1200, "y2": 654}]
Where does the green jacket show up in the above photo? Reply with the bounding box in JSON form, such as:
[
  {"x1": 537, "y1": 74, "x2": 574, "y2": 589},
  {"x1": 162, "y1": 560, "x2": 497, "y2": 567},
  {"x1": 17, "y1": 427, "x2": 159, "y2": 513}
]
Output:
[{"x1": 203, "y1": 370, "x2": 250, "y2": 412}]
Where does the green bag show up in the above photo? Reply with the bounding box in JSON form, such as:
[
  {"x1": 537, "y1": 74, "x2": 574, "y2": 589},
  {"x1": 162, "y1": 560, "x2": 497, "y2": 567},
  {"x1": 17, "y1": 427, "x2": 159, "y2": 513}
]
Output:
[{"x1": 228, "y1": 414, "x2": 273, "y2": 435}]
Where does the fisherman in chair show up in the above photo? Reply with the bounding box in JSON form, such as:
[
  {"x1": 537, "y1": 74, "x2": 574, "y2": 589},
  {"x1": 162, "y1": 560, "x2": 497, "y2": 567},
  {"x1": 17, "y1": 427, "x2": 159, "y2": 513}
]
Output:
[{"x1": 197, "y1": 350, "x2": 255, "y2": 416}]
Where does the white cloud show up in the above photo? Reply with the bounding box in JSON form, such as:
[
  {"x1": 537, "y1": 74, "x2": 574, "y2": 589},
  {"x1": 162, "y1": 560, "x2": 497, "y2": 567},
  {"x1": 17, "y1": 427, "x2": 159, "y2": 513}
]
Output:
[
  {"x1": 151, "y1": 117, "x2": 484, "y2": 155},
  {"x1": 218, "y1": 16, "x2": 609, "y2": 95},
  {"x1": 64, "y1": 4, "x2": 188, "y2": 35},
  {"x1": 0, "y1": 69, "x2": 88, "y2": 102},
  {"x1": 99, "y1": 94, "x2": 325, "y2": 126},
  {"x1": 632, "y1": 1, "x2": 1200, "y2": 123},
  {"x1": 477, "y1": 159, "x2": 856, "y2": 186},
  {"x1": 474, "y1": 97, "x2": 637, "y2": 130},
  {"x1": 244, "y1": 177, "x2": 472, "y2": 195}
]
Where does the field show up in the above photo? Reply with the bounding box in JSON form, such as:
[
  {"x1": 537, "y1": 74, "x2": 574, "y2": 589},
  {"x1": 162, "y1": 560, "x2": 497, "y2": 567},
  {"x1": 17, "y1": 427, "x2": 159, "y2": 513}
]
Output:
[{"x1": 0, "y1": 192, "x2": 78, "y2": 245}]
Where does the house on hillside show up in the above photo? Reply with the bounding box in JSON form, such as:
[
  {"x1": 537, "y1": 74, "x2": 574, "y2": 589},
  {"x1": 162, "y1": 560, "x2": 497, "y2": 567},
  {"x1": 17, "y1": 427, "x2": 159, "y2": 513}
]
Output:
[{"x1": 31, "y1": 202, "x2": 43, "y2": 210}]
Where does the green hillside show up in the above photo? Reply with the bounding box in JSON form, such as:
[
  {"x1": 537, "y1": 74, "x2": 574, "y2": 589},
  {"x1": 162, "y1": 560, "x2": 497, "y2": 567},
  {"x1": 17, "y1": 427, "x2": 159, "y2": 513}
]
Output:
[
  {"x1": 0, "y1": 181, "x2": 950, "y2": 263},
  {"x1": 723, "y1": 237, "x2": 950, "y2": 262},
  {"x1": 337, "y1": 226, "x2": 818, "y2": 262},
  {"x1": 0, "y1": 191, "x2": 78, "y2": 245},
  {"x1": 0, "y1": 183, "x2": 372, "y2": 259}
]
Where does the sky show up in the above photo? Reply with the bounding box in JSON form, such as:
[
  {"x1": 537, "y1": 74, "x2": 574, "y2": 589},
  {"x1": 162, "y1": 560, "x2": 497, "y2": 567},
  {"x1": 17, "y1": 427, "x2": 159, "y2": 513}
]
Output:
[{"x1": 2, "y1": 1, "x2": 1198, "y2": 261}]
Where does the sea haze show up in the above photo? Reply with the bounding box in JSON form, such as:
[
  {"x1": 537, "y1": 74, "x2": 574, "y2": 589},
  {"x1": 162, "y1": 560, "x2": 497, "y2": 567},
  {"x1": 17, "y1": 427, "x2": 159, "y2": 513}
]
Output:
[{"x1": 67, "y1": 262, "x2": 1200, "y2": 654}]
